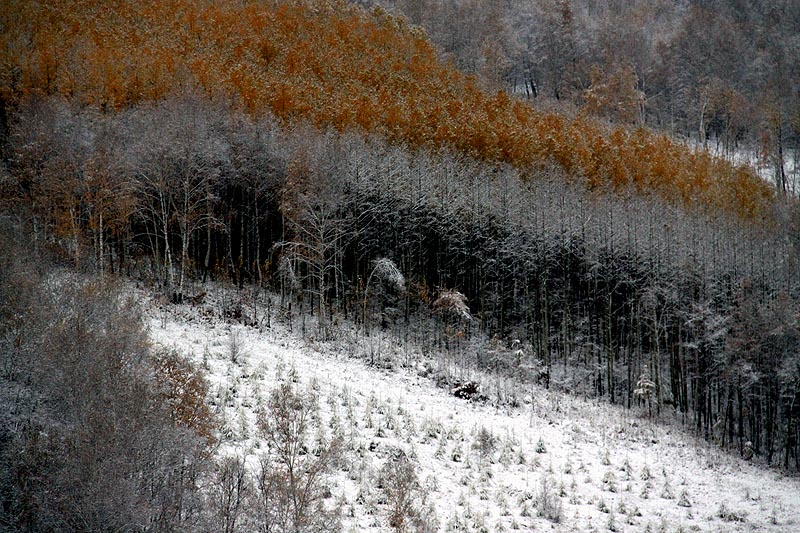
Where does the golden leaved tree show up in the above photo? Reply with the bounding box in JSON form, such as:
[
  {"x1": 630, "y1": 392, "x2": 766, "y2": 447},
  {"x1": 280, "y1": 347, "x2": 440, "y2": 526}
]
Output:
[{"x1": 0, "y1": 0, "x2": 775, "y2": 221}]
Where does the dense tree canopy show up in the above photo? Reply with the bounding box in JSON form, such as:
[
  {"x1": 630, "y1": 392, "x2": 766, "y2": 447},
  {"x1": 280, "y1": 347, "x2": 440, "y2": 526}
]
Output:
[
  {"x1": 0, "y1": 0, "x2": 775, "y2": 219},
  {"x1": 377, "y1": 0, "x2": 800, "y2": 195}
]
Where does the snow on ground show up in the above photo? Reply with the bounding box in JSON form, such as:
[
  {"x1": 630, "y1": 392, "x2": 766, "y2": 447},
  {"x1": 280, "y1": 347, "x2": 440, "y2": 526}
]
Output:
[
  {"x1": 144, "y1": 288, "x2": 800, "y2": 532},
  {"x1": 686, "y1": 140, "x2": 800, "y2": 194}
]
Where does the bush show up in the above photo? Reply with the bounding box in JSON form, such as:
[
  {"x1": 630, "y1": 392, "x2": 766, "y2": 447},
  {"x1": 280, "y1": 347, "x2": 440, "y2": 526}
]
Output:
[
  {"x1": 717, "y1": 502, "x2": 748, "y2": 523},
  {"x1": 153, "y1": 349, "x2": 217, "y2": 445},
  {"x1": 473, "y1": 427, "x2": 497, "y2": 464},
  {"x1": 535, "y1": 437, "x2": 546, "y2": 454},
  {"x1": 534, "y1": 476, "x2": 563, "y2": 523},
  {"x1": 379, "y1": 448, "x2": 438, "y2": 532}
]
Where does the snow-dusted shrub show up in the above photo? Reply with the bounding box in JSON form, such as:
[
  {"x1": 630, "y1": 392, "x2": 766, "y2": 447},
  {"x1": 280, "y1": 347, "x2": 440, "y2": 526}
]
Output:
[
  {"x1": 535, "y1": 436, "x2": 546, "y2": 454},
  {"x1": 634, "y1": 365, "x2": 656, "y2": 416},
  {"x1": 602, "y1": 470, "x2": 618, "y2": 492},
  {"x1": 473, "y1": 426, "x2": 497, "y2": 464},
  {"x1": 452, "y1": 380, "x2": 481, "y2": 400},
  {"x1": 221, "y1": 296, "x2": 247, "y2": 324},
  {"x1": 496, "y1": 491, "x2": 509, "y2": 510},
  {"x1": 237, "y1": 408, "x2": 250, "y2": 439},
  {"x1": 517, "y1": 489, "x2": 534, "y2": 505},
  {"x1": 446, "y1": 511, "x2": 469, "y2": 532},
  {"x1": 424, "y1": 474, "x2": 439, "y2": 493},
  {"x1": 451, "y1": 443, "x2": 464, "y2": 462},
  {"x1": 434, "y1": 435, "x2": 447, "y2": 459},
  {"x1": 616, "y1": 500, "x2": 627, "y2": 515},
  {"x1": 770, "y1": 506, "x2": 779, "y2": 525},
  {"x1": 153, "y1": 348, "x2": 217, "y2": 444},
  {"x1": 379, "y1": 447, "x2": 438, "y2": 532},
  {"x1": 228, "y1": 329, "x2": 245, "y2": 363},
  {"x1": 601, "y1": 448, "x2": 611, "y2": 466},
  {"x1": 716, "y1": 502, "x2": 748, "y2": 522},
  {"x1": 660, "y1": 479, "x2": 674, "y2": 499},
  {"x1": 433, "y1": 289, "x2": 472, "y2": 322},
  {"x1": 471, "y1": 511, "x2": 490, "y2": 533},
  {"x1": 606, "y1": 509, "x2": 618, "y2": 532},
  {"x1": 534, "y1": 476, "x2": 563, "y2": 523},
  {"x1": 516, "y1": 448, "x2": 527, "y2": 465},
  {"x1": 620, "y1": 457, "x2": 632, "y2": 479},
  {"x1": 498, "y1": 439, "x2": 514, "y2": 466},
  {"x1": 421, "y1": 417, "x2": 443, "y2": 439}
]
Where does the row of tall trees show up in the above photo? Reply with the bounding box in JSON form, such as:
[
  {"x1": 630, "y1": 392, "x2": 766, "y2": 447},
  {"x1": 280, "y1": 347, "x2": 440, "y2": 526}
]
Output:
[
  {"x1": 4, "y1": 96, "x2": 799, "y2": 469},
  {"x1": 0, "y1": 0, "x2": 775, "y2": 218}
]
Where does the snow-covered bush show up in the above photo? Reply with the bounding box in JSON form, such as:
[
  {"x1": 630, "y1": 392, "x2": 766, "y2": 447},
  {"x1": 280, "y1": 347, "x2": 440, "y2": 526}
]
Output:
[
  {"x1": 380, "y1": 448, "x2": 429, "y2": 532},
  {"x1": 473, "y1": 426, "x2": 497, "y2": 465},
  {"x1": 716, "y1": 502, "x2": 748, "y2": 522},
  {"x1": 534, "y1": 476, "x2": 563, "y2": 523},
  {"x1": 433, "y1": 289, "x2": 472, "y2": 322},
  {"x1": 535, "y1": 437, "x2": 547, "y2": 454}
]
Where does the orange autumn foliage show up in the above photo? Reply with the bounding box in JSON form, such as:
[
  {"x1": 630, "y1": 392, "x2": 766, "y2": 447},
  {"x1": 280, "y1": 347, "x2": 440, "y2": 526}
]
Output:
[{"x1": 0, "y1": 0, "x2": 774, "y2": 220}]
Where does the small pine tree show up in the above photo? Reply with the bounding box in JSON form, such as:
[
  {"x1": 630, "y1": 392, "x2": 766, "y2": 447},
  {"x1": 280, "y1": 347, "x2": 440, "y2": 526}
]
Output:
[
  {"x1": 535, "y1": 437, "x2": 546, "y2": 454},
  {"x1": 474, "y1": 426, "x2": 497, "y2": 465},
  {"x1": 534, "y1": 476, "x2": 562, "y2": 523}
]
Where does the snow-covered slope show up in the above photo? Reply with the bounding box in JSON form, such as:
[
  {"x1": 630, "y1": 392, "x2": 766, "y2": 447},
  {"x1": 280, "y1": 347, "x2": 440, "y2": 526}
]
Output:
[{"x1": 146, "y1": 290, "x2": 800, "y2": 532}]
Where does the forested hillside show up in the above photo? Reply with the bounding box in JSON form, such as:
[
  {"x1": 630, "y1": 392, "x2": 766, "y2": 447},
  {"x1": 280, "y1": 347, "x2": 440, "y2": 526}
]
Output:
[
  {"x1": 2, "y1": 0, "x2": 800, "y2": 530},
  {"x1": 373, "y1": 0, "x2": 800, "y2": 193},
  {"x1": 0, "y1": 0, "x2": 775, "y2": 218}
]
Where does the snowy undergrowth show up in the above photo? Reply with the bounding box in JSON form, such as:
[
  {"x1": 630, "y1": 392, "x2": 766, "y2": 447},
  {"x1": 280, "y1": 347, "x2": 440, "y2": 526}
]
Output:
[{"x1": 143, "y1": 286, "x2": 800, "y2": 532}]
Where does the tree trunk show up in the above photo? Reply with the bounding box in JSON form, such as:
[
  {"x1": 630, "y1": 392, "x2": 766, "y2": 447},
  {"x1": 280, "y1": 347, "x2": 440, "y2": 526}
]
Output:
[{"x1": 775, "y1": 124, "x2": 787, "y2": 194}]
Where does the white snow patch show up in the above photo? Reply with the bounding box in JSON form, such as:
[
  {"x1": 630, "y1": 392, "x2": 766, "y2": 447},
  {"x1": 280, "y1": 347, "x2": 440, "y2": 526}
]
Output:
[{"x1": 144, "y1": 288, "x2": 800, "y2": 532}]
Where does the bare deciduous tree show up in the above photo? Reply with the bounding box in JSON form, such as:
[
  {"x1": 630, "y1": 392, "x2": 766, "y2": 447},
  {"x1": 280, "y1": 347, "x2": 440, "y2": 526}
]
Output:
[
  {"x1": 256, "y1": 382, "x2": 341, "y2": 532},
  {"x1": 379, "y1": 448, "x2": 437, "y2": 532},
  {"x1": 208, "y1": 455, "x2": 250, "y2": 533}
]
